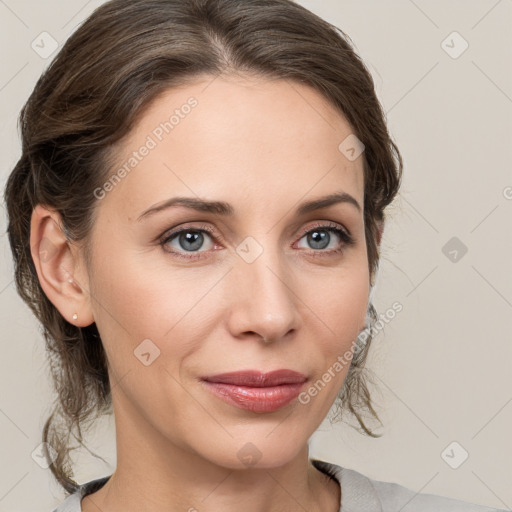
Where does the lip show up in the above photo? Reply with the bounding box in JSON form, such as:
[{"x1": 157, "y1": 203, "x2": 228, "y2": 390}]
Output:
[
  {"x1": 202, "y1": 369, "x2": 307, "y2": 387},
  {"x1": 201, "y1": 370, "x2": 308, "y2": 413}
]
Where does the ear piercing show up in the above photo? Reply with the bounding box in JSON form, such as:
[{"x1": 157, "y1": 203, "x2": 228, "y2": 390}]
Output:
[{"x1": 72, "y1": 313, "x2": 78, "y2": 320}]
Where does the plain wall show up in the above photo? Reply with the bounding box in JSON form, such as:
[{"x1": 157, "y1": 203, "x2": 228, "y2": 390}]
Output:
[{"x1": 0, "y1": 1, "x2": 510, "y2": 511}]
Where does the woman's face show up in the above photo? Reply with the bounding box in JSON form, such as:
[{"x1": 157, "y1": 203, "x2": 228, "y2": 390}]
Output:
[{"x1": 83, "y1": 75, "x2": 369, "y2": 469}]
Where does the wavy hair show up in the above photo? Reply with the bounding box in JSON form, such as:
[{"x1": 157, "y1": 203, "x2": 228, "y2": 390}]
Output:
[{"x1": 3, "y1": 0, "x2": 402, "y2": 495}]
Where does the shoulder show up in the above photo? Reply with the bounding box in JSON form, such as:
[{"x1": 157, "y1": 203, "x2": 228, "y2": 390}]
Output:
[
  {"x1": 311, "y1": 458, "x2": 506, "y2": 512},
  {"x1": 368, "y1": 475, "x2": 504, "y2": 512},
  {"x1": 50, "y1": 475, "x2": 110, "y2": 512},
  {"x1": 50, "y1": 492, "x2": 81, "y2": 512}
]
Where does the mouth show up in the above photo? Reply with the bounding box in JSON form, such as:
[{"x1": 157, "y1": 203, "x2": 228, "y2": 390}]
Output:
[
  {"x1": 202, "y1": 369, "x2": 308, "y2": 386},
  {"x1": 201, "y1": 369, "x2": 308, "y2": 413}
]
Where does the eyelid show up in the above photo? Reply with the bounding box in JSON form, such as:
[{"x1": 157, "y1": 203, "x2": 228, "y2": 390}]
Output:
[
  {"x1": 160, "y1": 220, "x2": 352, "y2": 242},
  {"x1": 159, "y1": 220, "x2": 355, "y2": 259},
  {"x1": 159, "y1": 223, "x2": 222, "y2": 246},
  {"x1": 295, "y1": 220, "x2": 353, "y2": 242}
]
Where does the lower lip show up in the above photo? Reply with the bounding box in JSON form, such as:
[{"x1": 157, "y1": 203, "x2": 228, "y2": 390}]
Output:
[{"x1": 202, "y1": 381, "x2": 306, "y2": 413}]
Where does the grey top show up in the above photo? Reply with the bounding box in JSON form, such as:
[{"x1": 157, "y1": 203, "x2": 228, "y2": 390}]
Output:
[{"x1": 51, "y1": 458, "x2": 506, "y2": 512}]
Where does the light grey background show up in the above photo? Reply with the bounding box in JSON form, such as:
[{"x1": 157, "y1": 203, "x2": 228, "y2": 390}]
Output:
[{"x1": 0, "y1": 1, "x2": 511, "y2": 511}]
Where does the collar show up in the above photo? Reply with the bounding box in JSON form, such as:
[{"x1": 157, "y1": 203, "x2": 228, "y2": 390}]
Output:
[
  {"x1": 55, "y1": 459, "x2": 383, "y2": 512},
  {"x1": 311, "y1": 458, "x2": 383, "y2": 512}
]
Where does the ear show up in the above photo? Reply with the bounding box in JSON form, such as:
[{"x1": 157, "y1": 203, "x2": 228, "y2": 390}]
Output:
[{"x1": 29, "y1": 204, "x2": 95, "y2": 327}]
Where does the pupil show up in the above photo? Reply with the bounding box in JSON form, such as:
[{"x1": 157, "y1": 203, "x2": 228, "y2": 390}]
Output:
[
  {"x1": 309, "y1": 230, "x2": 329, "y2": 250},
  {"x1": 181, "y1": 231, "x2": 203, "y2": 251}
]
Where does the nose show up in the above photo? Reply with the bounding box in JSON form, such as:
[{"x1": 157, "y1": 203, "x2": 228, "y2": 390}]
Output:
[{"x1": 226, "y1": 244, "x2": 301, "y2": 345}]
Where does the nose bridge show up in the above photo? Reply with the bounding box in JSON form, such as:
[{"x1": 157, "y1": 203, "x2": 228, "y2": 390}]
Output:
[{"x1": 229, "y1": 236, "x2": 299, "y2": 340}]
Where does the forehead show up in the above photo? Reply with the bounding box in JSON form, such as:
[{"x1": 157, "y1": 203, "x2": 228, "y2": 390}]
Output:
[{"x1": 100, "y1": 75, "x2": 365, "y2": 219}]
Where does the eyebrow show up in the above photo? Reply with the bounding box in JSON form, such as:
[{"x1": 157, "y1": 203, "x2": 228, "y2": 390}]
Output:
[{"x1": 137, "y1": 191, "x2": 361, "y2": 222}]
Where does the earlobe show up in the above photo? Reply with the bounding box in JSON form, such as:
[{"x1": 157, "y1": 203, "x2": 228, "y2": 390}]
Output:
[{"x1": 29, "y1": 204, "x2": 95, "y2": 327}]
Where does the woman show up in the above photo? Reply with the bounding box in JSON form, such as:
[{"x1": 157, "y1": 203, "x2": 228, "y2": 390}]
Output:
[{"x1": 3, "y1": 0, "x2": 505, "y2": 511}]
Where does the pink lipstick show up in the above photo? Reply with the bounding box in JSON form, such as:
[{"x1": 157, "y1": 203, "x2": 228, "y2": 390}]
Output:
[{"x1": 201, "y1": 369, "x2": 307, "y2": 413}]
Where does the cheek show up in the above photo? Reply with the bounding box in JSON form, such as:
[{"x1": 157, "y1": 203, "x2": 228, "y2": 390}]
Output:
[
  {"x1": 303, "y1": 269, "x2": 369, "y2": 404},
  {"x1": 86, "y1": 246, "x2": 162, "y2": 363},
  {"x1": 88, "y1": 248, "x2": 216, "y2": 372},
  {"x1": 89, "y1": 225, "x2": 370, "y2": 372},
  {"x1": 309, "y1": 265, "x2": 369, "y2": 339},
  {"x1": 296, "y1": 276, "x2": 368, "y2": 421}
]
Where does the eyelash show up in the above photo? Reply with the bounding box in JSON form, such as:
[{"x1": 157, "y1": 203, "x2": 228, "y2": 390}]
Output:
[{"x1": 159, "y1": 221, "x2": 355, "y2": 261}]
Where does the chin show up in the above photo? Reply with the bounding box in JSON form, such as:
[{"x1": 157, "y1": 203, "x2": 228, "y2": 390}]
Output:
[{"x1": 193, "y1": 432, "x2": 306, "y2": 471}]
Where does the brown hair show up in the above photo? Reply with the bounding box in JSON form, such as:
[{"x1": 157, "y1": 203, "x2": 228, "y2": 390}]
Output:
[{"x1": 3, "y1": 0, "x2": 402, "y2": 495}]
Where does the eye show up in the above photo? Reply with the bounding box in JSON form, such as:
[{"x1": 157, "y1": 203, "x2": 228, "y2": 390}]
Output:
[
  {"x1": 295, "y1": 222, "x2": 355, "y2": 256},
  {"x1": 159, "y1": 221, "x2": 355, "y2": 261},
  {"x1": 160, "y1": 224, "x2": 218, "y2": 260}
]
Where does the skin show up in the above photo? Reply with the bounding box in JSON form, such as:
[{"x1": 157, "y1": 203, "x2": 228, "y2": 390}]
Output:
[{"x1": 30, "y1": 74, "x2": 381, "y2": 512}]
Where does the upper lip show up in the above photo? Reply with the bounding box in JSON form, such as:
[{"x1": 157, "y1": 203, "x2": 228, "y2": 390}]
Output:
[{"x1": 202, "y1": 369, "x2": 307, "y2": 387}]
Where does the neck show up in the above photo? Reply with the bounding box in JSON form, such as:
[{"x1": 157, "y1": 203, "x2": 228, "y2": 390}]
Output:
[{"x1": 81, "y1": 385, "x2": 340, "y2": 512}]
